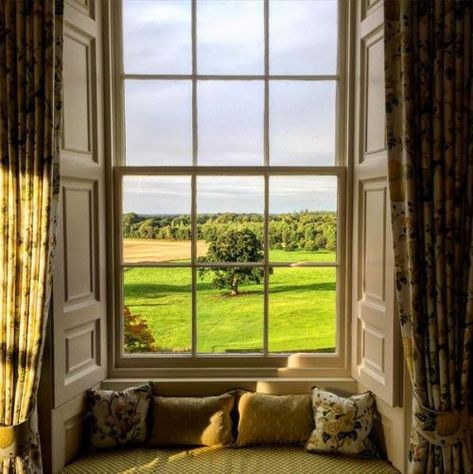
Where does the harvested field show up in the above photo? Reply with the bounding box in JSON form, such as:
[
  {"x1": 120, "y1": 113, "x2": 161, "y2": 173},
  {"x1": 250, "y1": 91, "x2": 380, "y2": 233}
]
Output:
[{"x1": 123, "y1": 239, "x2": 208, "y2": 263}]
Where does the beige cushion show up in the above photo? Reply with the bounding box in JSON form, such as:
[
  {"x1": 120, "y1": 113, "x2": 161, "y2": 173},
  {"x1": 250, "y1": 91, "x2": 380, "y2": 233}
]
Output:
[
  {"x1": 149, "y1": 392, "x2": 235, "y2": 447},
  {"x1": 306, "y1": 388, "x2": 378, "y2": 457},
  {"x1": 86, "y1": 383, "x2": 152, "y2": 449},
  {"x1": 236, "y1": 392, "x2": 314, "y2": 447}
]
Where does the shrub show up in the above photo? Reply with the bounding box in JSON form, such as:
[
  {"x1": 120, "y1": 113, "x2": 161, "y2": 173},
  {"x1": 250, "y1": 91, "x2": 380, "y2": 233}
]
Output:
[
  {"x1": 304, "y1": 240, "x2": 318, "y2": 251},
  {"x1": 123, "y1": 305, "x2": 157, "y2": 353}
]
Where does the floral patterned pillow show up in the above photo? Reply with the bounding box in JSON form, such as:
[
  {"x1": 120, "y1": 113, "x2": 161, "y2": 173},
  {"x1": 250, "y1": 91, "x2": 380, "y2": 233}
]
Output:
[
  {"x1": 306, "y1": 388, "x2": 378, "y2": 457},
  {"x1": 86, "y1": 383, "x2": 152, "y2": 449}
]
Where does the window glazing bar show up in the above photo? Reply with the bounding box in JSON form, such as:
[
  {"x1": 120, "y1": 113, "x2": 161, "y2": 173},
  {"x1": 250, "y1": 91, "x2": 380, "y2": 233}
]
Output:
[{"x1": 123, "y1": 74, "x2": 339, "y2": 81}]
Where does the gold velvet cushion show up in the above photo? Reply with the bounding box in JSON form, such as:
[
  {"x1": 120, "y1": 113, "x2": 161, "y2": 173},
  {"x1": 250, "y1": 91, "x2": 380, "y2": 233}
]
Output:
[
  {"x1": 149, "y1": 392, "x2": 235, "y2": 447},
  {"x1": 236, "y1": 392, "x2": 314, "y2": 447},
  {"x1": 306, "y1": 388, "x2": 378, "y2": 457},
  {"x1": 86, "y1": 383, "x2": 152, "y2": 449}
]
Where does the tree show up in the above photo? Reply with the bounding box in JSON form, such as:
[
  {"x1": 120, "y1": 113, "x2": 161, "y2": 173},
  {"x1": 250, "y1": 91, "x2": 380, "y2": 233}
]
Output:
[
  {"x1": 137, "y1": 218, "x2": 160, "y2": 239},
  {"x1": 199, "y1": 227, "x2": 265, "y2": 295},
  {"x1": 122, "y1": 212, "x2": 142, "y2": 237}
]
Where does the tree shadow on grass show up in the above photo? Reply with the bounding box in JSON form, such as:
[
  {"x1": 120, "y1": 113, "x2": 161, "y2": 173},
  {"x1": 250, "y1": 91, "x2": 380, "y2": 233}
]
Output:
[
  {"x1": 207, "y1": 289, "x2": 264, "y2": 300},
  {"x1": 128, "y1": 302, "x2": 171, "y2": 308},
  {"x1": 124, "y1": 281, "x2": 335, "y2": 301},
  {"x1": 270, "y1": 281, "x2": 336, "y2": 294},
  {"x1": 124, "y1": 283, "x2": 192, "y2": 298}
]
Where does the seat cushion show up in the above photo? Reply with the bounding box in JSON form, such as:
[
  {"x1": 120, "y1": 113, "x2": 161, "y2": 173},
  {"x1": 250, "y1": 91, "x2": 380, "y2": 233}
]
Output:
[
  {"x1": 236, "y1": 392, "x2": 313, "y2": 447},
  {"x1": 149, "y1": 392, "x2": 235, "y2": 447},
  {"x1": 60, "y1": 447, "x2": 399, "y2": 474}
]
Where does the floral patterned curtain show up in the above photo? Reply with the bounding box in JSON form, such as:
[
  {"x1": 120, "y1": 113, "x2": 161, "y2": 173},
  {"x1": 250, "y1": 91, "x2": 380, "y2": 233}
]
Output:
[
  {"x1": 0, "y1": 1, "x2": 63, "y2": 472},
  {"x1": 384, "y1": 1, "x2": 473, "y2": 473}
]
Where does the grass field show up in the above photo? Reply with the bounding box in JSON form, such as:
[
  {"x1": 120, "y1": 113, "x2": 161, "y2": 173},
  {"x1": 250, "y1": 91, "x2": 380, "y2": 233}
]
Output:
[{"x1": 123, "y1": 239, "x2": 337, "y2": 354}]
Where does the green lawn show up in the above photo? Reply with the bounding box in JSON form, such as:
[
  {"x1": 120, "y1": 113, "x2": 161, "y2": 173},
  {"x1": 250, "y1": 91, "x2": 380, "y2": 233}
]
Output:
[{"x1": 123, "y1": 249, "x2": 336, "y2": 354}]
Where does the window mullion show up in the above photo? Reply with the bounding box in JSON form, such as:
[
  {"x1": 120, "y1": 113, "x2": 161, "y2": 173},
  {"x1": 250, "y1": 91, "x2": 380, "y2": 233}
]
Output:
[
  {"x1": 263, "y1": 174, "x2": 269, "y2": 356},
  {"x1": 191, "y1": 175, "x2": 197, "y2": 356},
  {"x1": 191, "y1": 0, "x2": 197, "y2": 356},
  {"x1": 122, "y1": 74, "x2": 339, "y2": 81},
  {"x1": 263, "y1": 0, "x2": 269, "y2": 356},
  {"x1": 264, "y1": 0, "x2": 269, "y2": 168},
  {"x1": 192, "y1": 0, "x2": 197, "y2": 167}
]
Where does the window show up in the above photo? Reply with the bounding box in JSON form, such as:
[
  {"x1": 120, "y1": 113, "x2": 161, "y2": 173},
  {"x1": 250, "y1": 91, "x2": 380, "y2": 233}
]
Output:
[{"x1": 114, "y1": 0, "x2": 348, "y2": 374}]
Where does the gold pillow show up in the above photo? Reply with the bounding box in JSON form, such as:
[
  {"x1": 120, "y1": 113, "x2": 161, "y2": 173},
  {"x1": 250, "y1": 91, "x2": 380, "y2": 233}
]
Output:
[
  {"x1": 149, "y1": 392, "x2": 235, "y2": 447},
  {"x1": 236, "y1": 392, "x2": 314, "y2": 447}
]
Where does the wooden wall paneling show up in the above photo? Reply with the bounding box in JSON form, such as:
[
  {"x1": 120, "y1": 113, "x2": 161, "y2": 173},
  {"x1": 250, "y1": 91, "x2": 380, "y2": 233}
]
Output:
[
  {"x1": 351, "y1": 0, "x2": 402, "y2": 408},
  {"x1": 52, "y1": 0, "x2": 107, "y2": 409}
]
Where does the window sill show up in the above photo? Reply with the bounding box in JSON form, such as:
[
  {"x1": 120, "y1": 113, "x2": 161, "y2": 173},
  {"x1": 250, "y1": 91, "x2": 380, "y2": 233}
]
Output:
[{"x1": 101, "y1": 376, "x2": 358, "y2": 395}]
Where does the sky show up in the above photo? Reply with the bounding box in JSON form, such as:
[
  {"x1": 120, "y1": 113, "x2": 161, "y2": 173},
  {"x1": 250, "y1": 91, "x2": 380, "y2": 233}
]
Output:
[
  {"x1": 121, "y1": 0, "x2": 338, "y2": 214},
  {"x1": 123, "y1": 175, "x2": 337, "y2": 214}
]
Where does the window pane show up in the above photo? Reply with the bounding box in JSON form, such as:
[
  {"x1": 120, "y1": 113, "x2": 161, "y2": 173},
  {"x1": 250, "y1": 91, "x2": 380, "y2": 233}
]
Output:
[
  {"x1": 122, "y1": 176, "x2": 192, "y2": 263},
  {"x1": 269, "y1": 267, "x2": 336, "y2": 353},
  {"x1": 125, "y1": 80, "x2": 192, "y2": 166},
  {"x1": 198, "y1": 81, "x2": 264, "y2": 165},
  {"x1": 270, "y1": 81, "x2": 336, "y2": 166},
  {"x1": 123, "y1": 0, "x2": 191, "y2": 74},
  {"x1": 197, "y1": 0, "x2": 264, "y2": 74},
  {"x1": 197, "y1": 266, "x2": 264, "y2": 353},
  {"x1": 269, "y1": 0, "x2": 338, "y2": 75},
  {"x1": 269, "y1": 176, "x2": 337, "y2": 262},
  {"x1": 197, "y1": 176, "x2": 264, "y2": 262},
  {"x1": 123, "y1": 268, "x2": 192, "y2": 353}
]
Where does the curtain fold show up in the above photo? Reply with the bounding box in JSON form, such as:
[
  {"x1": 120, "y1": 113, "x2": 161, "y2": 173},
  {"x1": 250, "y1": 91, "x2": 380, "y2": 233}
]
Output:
[
  {"x1": 384, "y1": 1, "x2": 473, "y2": 473},
  {"x1": 0, "y1": 0, "x2": 63, "y2": 472}
]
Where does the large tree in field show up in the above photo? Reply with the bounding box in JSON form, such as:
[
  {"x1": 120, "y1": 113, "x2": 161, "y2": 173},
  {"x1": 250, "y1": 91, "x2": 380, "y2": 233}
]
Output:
[{"x1": 199, "y1": 227, "x2": 265, "y2": 295}]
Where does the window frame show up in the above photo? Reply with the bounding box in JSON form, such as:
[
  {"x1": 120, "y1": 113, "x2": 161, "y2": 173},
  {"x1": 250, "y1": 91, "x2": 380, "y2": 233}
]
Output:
[{"x1": 109, "y1": 0, "x2": 353, "y2": 378}]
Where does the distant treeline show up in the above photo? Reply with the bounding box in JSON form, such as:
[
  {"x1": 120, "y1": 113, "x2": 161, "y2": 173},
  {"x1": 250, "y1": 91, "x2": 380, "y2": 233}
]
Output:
[{"x1": 122, "y1": 211, "x2": 337, "y2": 252}]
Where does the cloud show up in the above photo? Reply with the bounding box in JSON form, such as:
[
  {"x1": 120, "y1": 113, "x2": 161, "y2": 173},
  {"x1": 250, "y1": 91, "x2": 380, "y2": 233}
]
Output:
[
  {"x1": 123, "y1": 0, "x2": 192, "y2": 74},
  {"x1": 197, "y1": 0, "x2": 264, "y2": 74},
  {"x1": 270, "y1": 0, "x2": 338, "y2": 74},
  {"x1": 122, "y1": 0, "x2": 339, "y2": 214},
  {"x1": 123, "y1": 175, "x2": 337, "y2": 214}
]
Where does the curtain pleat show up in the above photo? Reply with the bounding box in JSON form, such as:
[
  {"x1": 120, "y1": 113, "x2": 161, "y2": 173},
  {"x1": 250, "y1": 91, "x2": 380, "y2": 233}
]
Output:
[
  {"x1": 0, "y1": 1, "x2": 63, "y2": 472},
  {"x1": 384, "y1": 1, "x2": 473, "y2": 473}
]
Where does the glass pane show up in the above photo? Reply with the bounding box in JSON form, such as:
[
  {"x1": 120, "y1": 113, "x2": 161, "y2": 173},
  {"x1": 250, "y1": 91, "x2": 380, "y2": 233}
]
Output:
[
  {"x1": 198, "y1": 81, "x2": 264, "y2": 165},
  {"x1": 270, "y1": 0, "x2": 338, "y2": 75},
  {"x1": 123, "y1": 0, "x2": 191, "y2": 74},
  {"x1": 197, "y1": 0, "x2": 264, "y2": 74},
  {"x1": 123, "y1": 268, "x2": 192, "y2": 353},
  {"x1": 270, "y1": 81, "x2": 336, "y2": 166},
  {"x1": 197, "y1": 176, "x2": 264, "y2": 262},
  {"x1": 269, "y1": 176, "x2": 337, "y2": 262},
  {"x1": 197, "y1": 266, "x2": 264, "y2": 353},
  {"x1": 125, "y1": 80, "x2": 192, "y2": 166},
  {"x1": 122, "y1": 176, "x2": 192, "y2": 263},
  {"x1": 269, "y1": 267, "x2": 336, "y2": 353}
]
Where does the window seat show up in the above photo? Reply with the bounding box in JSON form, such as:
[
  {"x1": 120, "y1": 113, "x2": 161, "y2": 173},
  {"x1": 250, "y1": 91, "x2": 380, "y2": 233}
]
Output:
[{"x1": 60, "y1": 446, "x2": 399, "y2": 474}]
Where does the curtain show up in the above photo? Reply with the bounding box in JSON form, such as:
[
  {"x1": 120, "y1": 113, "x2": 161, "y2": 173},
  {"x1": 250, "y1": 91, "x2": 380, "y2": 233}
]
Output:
[
  {"x1": 0, "y1": 0, "x2": 63, "y2": 472},
  {"x1": 384, "y1": 1, "x2": 473, "y2": 473}
]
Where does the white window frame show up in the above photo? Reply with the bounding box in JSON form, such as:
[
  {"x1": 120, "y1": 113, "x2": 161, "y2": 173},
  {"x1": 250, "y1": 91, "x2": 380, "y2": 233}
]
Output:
[{"x1": 108, "y1": 0, "x2": 354, "y2": 378}]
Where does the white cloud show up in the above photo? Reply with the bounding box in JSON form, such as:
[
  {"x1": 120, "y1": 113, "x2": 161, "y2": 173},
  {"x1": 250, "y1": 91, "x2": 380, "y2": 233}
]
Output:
[{"x1": 122, "y1": 0, "x2": 339, "y2": 214}]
